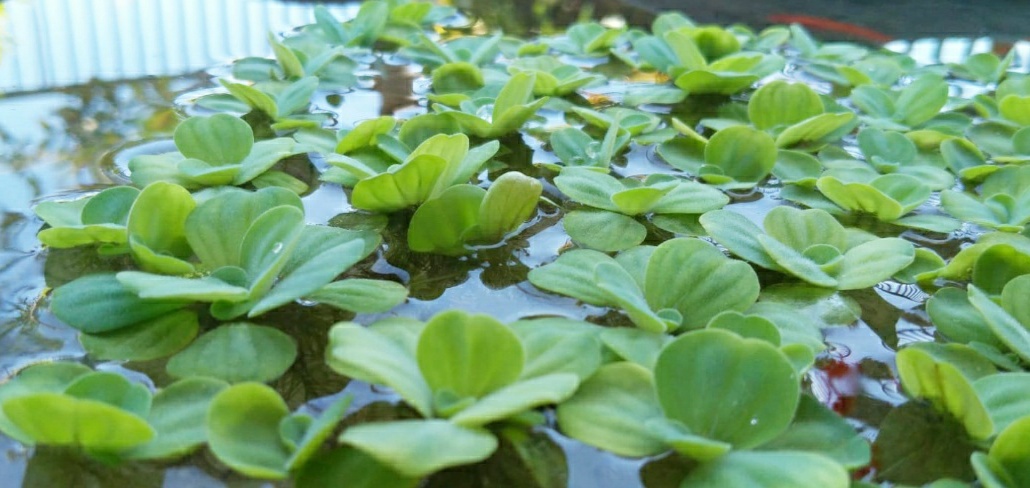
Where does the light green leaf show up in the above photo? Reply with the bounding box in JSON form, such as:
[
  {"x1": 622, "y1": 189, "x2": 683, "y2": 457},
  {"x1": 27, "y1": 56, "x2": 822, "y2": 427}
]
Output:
[
  {"x1": 703, "y1": 125, "x2": 777, "y2": 186},
  {"x1": 306, "y1": 279, "x2": 407, "y2": 313},
  {"x1": 240, "y1": 205, "x2": 305, "y2": 297},
  {"x1": 51, "y1": 273, "x2": 189, "y2": 334},
  {"x1": 974, "y1": 373, "x2": 1030, "y2": 435},
  {"x1": 340, "y1": 420, "x2": 498, "y2": 478},
  {"x1": 563, "y1": 210, "x2": 647, "y2": 252},
  {"x1": 478, "y1": 171, "x2": 541, "y2": 240},
  {"x1": 206, "y1": 383, "x2": 291, "y2": 479},
  {"x1": 407, "y1": 184, "x2": 483, "y2": 255},
  {"x1": 645, "y1": 238, "x2": 761, "y2": 329},
  {"x1": 351, "y1": 154, "x2": 449, "y2": 212},
  {"x1": 528, "y1": 249, "x2": 617, "y2": 306},
  {"x1": 127, "y1": 182, "x2": 195, "y2": 275},
  {"x1": 326, "y1": 322, "x2": 432, "y2": 417},
  {"x1": 115, "y1": 272, "x2": 251, "y2": 302},
  {"x1": 969, "y1": 285, "x2": 1030, "y2": 363},
  {"x1": 79, "y1": 309, "x2": 199, "y2": 362},
  {"x1": 451, "y1": 373, "x2": 579, "y2": 427},
  {"x1": 3, "y1": 393, "x2": 154, "y2": 450},
  {"x1": 174, "y1": 114, "x2": 253, "y2": 165},
  {"x1": 896, "y1": 346, "x2": 994, "y2": 439},
  {"x1": 760, "y1": 395, "x2": 871, "y2": 468},
  {"x1": 127, "y1": 377, "x2": 228, "y2": 460},
  {"x1": 655, "y1": 329, "x2": 799, "y2": 448},
  {"x1": 510, "y1": 318, "x2": 603, "y2": 381},
  {"x1": 555, "y1": 362, "x2": 666, "y2": 457},
  {"x1": 748, "y1": 80, "x2": 824, "y2": 130},
  {"x1": 417, "y1": 310, "x2": 524, "y2": 400},
  {"x1": 699, "y1": 210, "x2": 780, "y2": 270},
  {"x1": 166, "y1": 323, "x2": 297, "y2": 383},
  {"x1": 836, "y1": 238, "x2": 914, "y2": 289},
  {"x1": 681, "y1": 450, "x2": 848, "y2": 488}
]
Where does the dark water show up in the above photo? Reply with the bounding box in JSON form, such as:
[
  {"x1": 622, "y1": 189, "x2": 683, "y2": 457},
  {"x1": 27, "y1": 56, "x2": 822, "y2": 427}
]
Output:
[{"x1": 0, "y1": 0, "x2": 1000, "y2": 486}]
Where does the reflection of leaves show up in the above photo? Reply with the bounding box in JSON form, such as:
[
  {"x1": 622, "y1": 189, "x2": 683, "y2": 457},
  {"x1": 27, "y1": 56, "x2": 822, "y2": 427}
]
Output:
[
  {"x1": 873, "y1": 402, "x2": 977, "y2": 484},
  {"x1": 23, "y1": 447, "x2": 163, "y2": 488},
  {"x1": 847, "y1": 288, "x2": 902, "y2": 349},
  {"x1": 641, "y1": 452, "x2": 699, "y2": 488},
  {"x1": 43, "y1": 246, "x2": 133, "y2": 288},
  {"x1": 425, "y1": 429, "x2": 567, "y2": 488}
]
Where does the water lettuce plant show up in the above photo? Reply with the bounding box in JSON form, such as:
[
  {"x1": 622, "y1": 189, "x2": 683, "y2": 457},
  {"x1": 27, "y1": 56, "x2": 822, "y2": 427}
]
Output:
[
  {"x1": 941, "y1": 166, "x2": 1030, "y2": 232},
  {"x1": 657, "y1": 124, "x2": 778, "y2": 189},
  {"x1": 557, "y1": 327, "x2": 863, "y2": 487},
  {"x1": 431, "y1": 72, "x2": 549, "y2": 138},
  {"x1": 347, "y1": 133, "x2": 499, "y2": 212},
  {"x1": 129, "y1": 114, "x2": 314, "y2": 192},
  {"x1": 507, "y1": 56, "x2": 603, "y2": 96},
  {"x1": 529, "y1": 238, "x2": 759, "y2": 332},
  {"x1": 51, "y1": 186, "x2": 403, "y2": 327},
  {"x1": 198, "y1": 77, "x2": 328, "y2": 131},
  {"x1": 747, "y1": 80, "x2": 857, "y2": 150},
  {"x1": 325, "y1": 311, "x2": 601, "y2": 477},
  {"x1": 19, "y1": 2, "x2": 1030, "y2": 486},
  {"x1": 700, "y1": 207, "x2": 916, "y2": 289},
  {"x1": 0, "y1": 362, "x2": 229, "y2": 460},
  {"x1": 233, "y1": 31, "x2": 359, "y2": 89},
  {"x1": 545, "y1": 122, "x2": 630, "y2": 171},
  {"x1": 554, "y1": 167, "x2": 728, "y2": 250},
  {"x1": 407, "y1": 171, "x2": 542, "y2": 255}
]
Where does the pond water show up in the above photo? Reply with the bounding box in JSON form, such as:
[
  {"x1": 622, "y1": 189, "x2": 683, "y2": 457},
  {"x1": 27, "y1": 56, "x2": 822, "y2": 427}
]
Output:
[{"x1": 0, "y1": 0, "x2": 1014, "y2": 486}]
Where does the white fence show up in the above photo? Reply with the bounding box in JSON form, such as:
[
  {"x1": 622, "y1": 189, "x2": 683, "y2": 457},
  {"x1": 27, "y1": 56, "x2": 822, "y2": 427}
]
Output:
[{"x1": 0, "y1": 0, "x2": 359, "y2": 93}]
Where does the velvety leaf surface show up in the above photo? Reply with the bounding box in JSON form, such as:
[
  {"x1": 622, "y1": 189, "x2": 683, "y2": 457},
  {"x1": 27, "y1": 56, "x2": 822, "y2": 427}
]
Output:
[
  {"x1": 51, "y1": 273, "x2": 189, "y2": 333},
  {"x1": 174, "y1": 114, "x2": 254, "y2": 165},
  {"x1": 654, "y1": 329, "x2": 799, "y2": 449},
  {"x1": 340, "y1": 420, "x2": 498, "y2": 478},
  {"x1": 416, "y1": 310, "x2": 524, "y2": 399},
  {"x1": 166, "y1": 323, "x2": 298, "y2": 383},
  {"x1": 895, "y1": 346, "x2": 994, "y2": 439},
  {"x1": 206, "y1": 383, "x2": 291, "y2": 479},
  {"x1": 680, "y1": 450, "x2": 849, "y2": 488},
  {"x1": 555, "y1": 362, "x2": 666, "y2": 457},
  {"x1": 127, "y1": 377, "x2": 229, "y2": 460}
]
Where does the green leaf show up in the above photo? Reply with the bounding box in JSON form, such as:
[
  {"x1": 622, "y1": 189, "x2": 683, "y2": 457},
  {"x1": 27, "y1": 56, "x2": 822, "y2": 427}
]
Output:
[
  {"x1": 351, "y1": 154, "x2": 448, "y2": 212},
  {"x1": 528, "y1": 249, "x2": 617, "y2": 306},
  {"x1": 173, "y1": 114, "x2": 253, "y2": 165},
  {"x1": 250, "y1": 226, "x2": 379, "y2": 316},
  {"x1": 775, "y1": 112, "x2": 857, "y2": 149},
  {"x1": 760, "y1": 395, "x2": 870, "y2": 468},
  {"x1": 836, "y1": 237, "x2": 914, "y2": 289},
  {"x1": 973, "y1": 245, "x2": 1030, "y2": 295},
  {"x1": 240, "y1": 205, "x2": 305, "y2": 297},
  {"x1": 295, "y1": 447, "x2": 419, "y2": 488},
  {"x1": 62, "y1": 372, "x2": 151, "y2": 418},
  {"x1": 51, "y1": 273, "x2": 189, "y2": 333},
  {"x1": 417, "y1": 310, "x2": 524, "y2": 400},
  {"x1": 681, "y1": 450, "x2": 849, "y2": 488},
  {"x1": 699, "y1": 210, "x2": 780, "y2": 270},
  {"x1": 450, "y1": 373, "x2": 579, "y2": 427},
  {"x1": 645, "y1": 238, "x2": 761, "y2": 329},
  {"x1": 285, "y1": 394, "x2": 353, "y2": 471},
  {"x1": 511, "y1": 317, "x2": 603, "y2": 381},
  {"x1": 340, "y1": 420, "x2": 498, "y2": 478},
  {"x1": 306, "y1": 279, "x2": 408, "y2": 313},
  {"x1": 206, "y1": 383, "x2": 291, "y2": 479},
  {"x1": 127, "y1": 377, "x2": 228, "y2": 460},
  {"x1": 115, "y1": 272, "x2": 251, "y2": 302},
  {"x1": 220, "y1": 80, "x2": 280, "y2": 118},
  {"x1": 703, "y1": 125, "x2": 777, "y2": 186},
  {"x1": 563, "y1": 210, "x2": 647, "y2": 252},
  {"x1": 927, "y1": 287, "x2": 1001, "y2": 347},
  {"x1": 599, "y1": 328, "x2": 670, "y2": 369},
  {"x1": 555, "y1": 362, "x2": 666, "y2": 457},
  {"x1": 126, "y1": 182, "x2": 195, "y2": 275},
  {"x1": 974, "y1": 373, "x2": 1030, "y2": 435},
  {"x1": 0, "y1": 363, "x2": 92, "y2": 444},
  {"x1": 983, "y1": 415, "x2": 1030, "y2": 488},
  {"x1": 2, "y1": 393, "x2": 154, "y2": 450},
  {"x1": 895, "y1": 346, "x2": 994, "y2": 439},
  {"x1": 407, "y1": 184, "x2": 484, "y2": 255},
  {"x1": 894, "y1": 74, "x2": 949, "y2": 127},
  {"x1": 873, "y1": 402, "x2": 977, "y2": 484},
  {"x1": 969, "y1": 285, "x2": 1030, "y2": 363},
  {"x1": 596, "y1": 261, "x2": 676, "y2": 333},
  {"x1": 185, "y1": 187, "x2": 302, "y2": 269},
  {"x1": 336, "y1": 116, "x2": 396, "y2": 154},
  {"x1": 478, "y1": 172, "x2": 541, "y2": 240},
  {"x1": 748, "y1": 80, "x2": 824, "y2": 130},
  {"x1": 79, "y1": 309, "x2": 199, "y2": 362},
  {"x1": 655, "y1": 329, "x2": 799, "y2": 449},
  {"x1": 166, "y1": 323, "x2": 298, "y2": 383},
  {"x1": 326, "y1": 321, "x2": 432, "y2": 416}
]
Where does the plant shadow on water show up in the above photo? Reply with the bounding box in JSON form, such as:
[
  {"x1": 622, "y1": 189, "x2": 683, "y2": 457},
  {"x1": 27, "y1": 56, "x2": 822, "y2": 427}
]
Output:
[{"x1": 3, "y1": 0, "x2": 1030, "y2": 486}]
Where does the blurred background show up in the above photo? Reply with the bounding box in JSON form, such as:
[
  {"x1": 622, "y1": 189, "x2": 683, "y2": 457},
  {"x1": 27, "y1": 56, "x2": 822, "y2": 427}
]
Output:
[{"x1": 1, "y1": 0, "x2": 1029, "y2": 94}]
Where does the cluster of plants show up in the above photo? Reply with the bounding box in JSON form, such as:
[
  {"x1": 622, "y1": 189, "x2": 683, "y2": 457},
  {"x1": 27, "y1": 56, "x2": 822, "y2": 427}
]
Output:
[{"x1": 7, "y1": 0, "x2": 1030, "y2": 486}]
